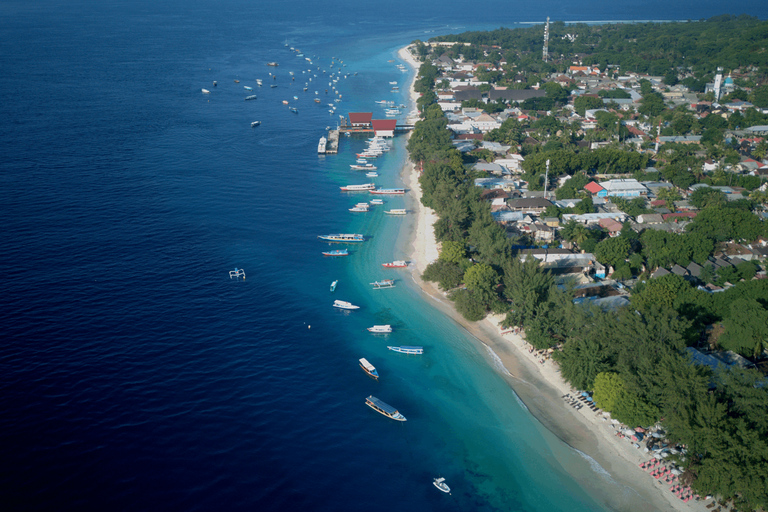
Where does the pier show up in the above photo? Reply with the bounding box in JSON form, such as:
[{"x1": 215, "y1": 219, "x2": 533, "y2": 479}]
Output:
[{"x1": 326, "y1": 129, "x2": 339, "y2": 154}]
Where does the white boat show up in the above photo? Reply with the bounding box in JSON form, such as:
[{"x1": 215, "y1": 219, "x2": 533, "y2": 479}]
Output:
[
  {"x1": 318, "y1": 136, "x2": 327, "y2": 154},
  {"x1": 370, "y1": 188, "x2": 405, "y2": 195},
  {"x1": 251, "y1": 121, "x2": 261, "y2": 127},
  {"x1": 245, "y1": 95, "x2": 258, "y2": 100},
  {"x1": 350, "y1": 164, "x2": 377, "y2": 171},
  {"x1": 387, "y1": 346, "x2": 423, "y2": 354},
  {"x1": 382, "y1": 261, "x2": 408, "y2": 268},
  {"x1": 389, "y1": 81, "x2": 397, "y2": 85},
  {"x1": 244, "y1": 85, "x2": 253, "y2": 91},
  {"x1": 201, "y1": 88, "x2": 210, "y2": 94},
  {"x1": 385, "y1": 209, "x2": 407, "y2": 215},
  {"x1": 366, "y1": 172, "x2": 379, "y2": 177},
  {"x1": 370, "y1": 199, "x2": 384, "y2": 205},
  {"x1": 370, "y1": 280, "x2": 395, "y2": 289},
  {"x1": 349, "y1": 205, "x2": 369, "y2": 212},
  {"x1": 359, "y1": 358, "x2": 379, "y2": 380},
  {"x1": 433, "y1": 477, "x2": 450, "y2": 493},
  {"x1": 367, "y1": 324, "x2": 392, "y2": 333},
  {"x1": 365, "y1": 396, "x2": 405, "y2": 421},
  {"x1": 340, "y1": 183, "x2": 376, "y2": 192},
  {"x1": 318, "y1": 234, "x2": 365, "y2": 242},
  {"x1": 333, "y1": 300, "x2": 359, "y2": 310},
  {"x1": 330, "y1": 280, "x2": 338, "y2": 292},
  {"x1": 256, "y1": 79, "x2": 263, "y2": 85}
]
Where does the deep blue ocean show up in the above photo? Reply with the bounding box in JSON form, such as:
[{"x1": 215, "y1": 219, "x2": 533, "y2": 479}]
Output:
[{"x1": 1, "y1": 1, "x2": 766, "y2": 510}]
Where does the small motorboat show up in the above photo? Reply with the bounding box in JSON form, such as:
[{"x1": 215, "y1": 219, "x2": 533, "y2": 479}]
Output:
[
  {"x1": 333, "y1": 300, "x2": 359, "y2": 310},
  {"x1": 201, "y1": 88, "x2": 210, "y2": 94},
  {"x1": 433, "y1": 477, "x2": 450, "y2": 493},
  {"x1": 251, "y1": 121, "x2": 261, "y2": 127},
  {"x1": 330, "y1": 280, "x2": 338, "y2": 292},
  {"x1": 322, "y1": 249, "x2": 348, "y2": 256},
  {"x1": 367, "y1": 324, "x2": 392, "y2": 333}
]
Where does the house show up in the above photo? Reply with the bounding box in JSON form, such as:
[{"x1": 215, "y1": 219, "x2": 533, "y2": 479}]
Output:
[
  {"x1": 657, "y1": 135, "x2": 702, "y2": 145},
  {"x1": 562, "y1": 212, "x2": 627, "y2": 225},
  {"x1": 637, "y1": 213, "x2": 664, "y2": 225},
  {"x1": 495, "y1": 155, "x2": 525, "y2": 173},
  {"x1": 473, "y1": 162, "x2": 505, "y2": 175},
  {"x1": 599, "y1": 218, "x2": 623, "y2": 236},
  {"x1": 662, "y1": 212, "x2": 697, "y2": 222},
  {"x1": 598, "y1": 179, "x2": 648, "y2": 198},
  {"x1": 348, "y1": 112, "x2": 373, "y2": 127},
  {"x1": 371, "y1": 119, "x2": 397, "y2": 138},
  {"x1": 487, "y1": 88, "x2": 547, "y2": 103},
  {"x1": 506, "y1": 197, "x2": 553, "y2": 214}
]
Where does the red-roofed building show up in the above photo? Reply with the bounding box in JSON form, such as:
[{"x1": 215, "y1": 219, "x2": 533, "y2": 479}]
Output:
[
  {"x1": 663, "y1": 212, "x2": 697, "y2": 222},
  {"x1": 584, "y1": 181, "x2": 605, "y2": 196},
  {"x1": 348, "y1": 112, "x2": 372, "y2": 127},
  {"x1": 371, "y1": 119, "x2": 397, "y2": 138}
]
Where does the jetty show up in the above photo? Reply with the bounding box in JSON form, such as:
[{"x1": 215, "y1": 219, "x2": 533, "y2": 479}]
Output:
[{"x1": 326, "y1": 129, "x2": 339, "y2": 154}]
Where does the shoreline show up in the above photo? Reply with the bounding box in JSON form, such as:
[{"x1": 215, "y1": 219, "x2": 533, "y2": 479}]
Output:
[{"x1": 396, "y1": 44, "x2": 706, "y2": 512}]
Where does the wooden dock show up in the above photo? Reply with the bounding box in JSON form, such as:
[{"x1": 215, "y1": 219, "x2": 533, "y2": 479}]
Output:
[{"x1": 326, "y1": 129, "x2": 339, "y2": 154}]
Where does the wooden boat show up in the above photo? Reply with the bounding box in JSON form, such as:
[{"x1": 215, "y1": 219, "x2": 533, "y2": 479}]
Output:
[
  {"x1": 318, "y1": 234, "x2": 365, "y2": 242},
  {"x1": 384, "y1": 209, "x2": 406, "y2": 215},
  {"x1": 370, "y1": 188, "x2": 405, "y2": 195},
  {"x1": 387, "y1": 346, "x2": 423, "y2": 354},
  {"x1": 370, "y1": 279, "x2": 395, "y2": 289},
  {"x1": 365, "y1": 396, "x2": 405, "y2": 421},
  {"x1": 359, "y1": 358, "x2": 379, "y2": 380}
]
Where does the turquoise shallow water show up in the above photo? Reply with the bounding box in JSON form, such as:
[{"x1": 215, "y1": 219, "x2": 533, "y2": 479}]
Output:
[{"x1": 3, "y1": 1, "x2": 766, "y2": 510}]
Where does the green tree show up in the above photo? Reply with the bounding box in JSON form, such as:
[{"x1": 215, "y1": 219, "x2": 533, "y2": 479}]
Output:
[
  {"x1": 594, "y1": 236, "x2": 631, "y2": 268},
  {"x1": 440, "y1": 240, "x2": 468, "y2": 265},
  {"x1": 719, "y1": 298, "x2": 768, "y2": 357},
  {"x1": 463, "y1": 263, "x2": 500, "y2": 307}
]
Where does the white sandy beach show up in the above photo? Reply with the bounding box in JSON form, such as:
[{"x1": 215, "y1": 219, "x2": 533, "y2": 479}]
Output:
[{"x1": 396, "y1": 44, "x2": 712, "y2": 512}]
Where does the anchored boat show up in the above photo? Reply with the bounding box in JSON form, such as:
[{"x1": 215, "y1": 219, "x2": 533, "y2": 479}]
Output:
[
  {"x1": 368, "y1": 324, "x2": 392, "y2": 333},
  {"x1": 382, "y1": 261, "x2": 408, "y2": 268},
  {"x1": 322, "y1": 249, "x2": 348, "y2": 256},
  {"x1": 318, "y1": 234, "x2": 365, "y2": 242},
  {"x1": 433, "y1": 477, "x2": 450, "y2": 493},
  {"x1": 387, "y1": 346, "x2": 423, "y2": 354},
  {"x1": 359, "y1": 358, "x2": 379, "y2": 380},
  {"x1": 365, "y1": 396, "x2": 405, "y2": 421},
  {"x1": 333, "y1": 300, "x2": 359, "y2": 310}
]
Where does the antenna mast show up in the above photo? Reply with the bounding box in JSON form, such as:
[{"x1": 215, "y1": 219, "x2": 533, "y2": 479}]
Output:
[{"x1": 542, "y1": 17, "x2": 550, "y2": 62}]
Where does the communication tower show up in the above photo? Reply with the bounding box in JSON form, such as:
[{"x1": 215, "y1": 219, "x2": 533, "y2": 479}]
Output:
[
  {"x1": 713, "y1": 67, "x2": 723, "y2": 100},
  {"x1": 542, "y1": 17, "x2": 550, "y2": 62}
]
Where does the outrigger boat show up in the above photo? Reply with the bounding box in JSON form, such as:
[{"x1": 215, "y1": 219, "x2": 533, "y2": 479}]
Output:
[
  {"x1": 365, "y1": 396, "x2": 405, "y2": 421},
  {"x1": 370, "y1": 188, "x2": 405, "y2": 195},
  {"x1": 318, "y1": 234, "x2": 365, "y2": 242},
  {"x1": 229, "y1": 268, "x2": 246, "y2": 280},
  {"x1": 359, "y1": 358, "x2": 379, "y2": 380},
  {"x1": 385, "y1": 209, "x2": 406, "y2": 215},
  {"x1": 387, "y1": 346, "x2": 423, "y2": 354},
  {"x1": 370, "y1": 279, "x2": 395, "y2": 289}
]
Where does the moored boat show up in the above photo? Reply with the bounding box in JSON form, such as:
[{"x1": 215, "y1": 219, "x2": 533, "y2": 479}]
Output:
[
  {"x1": 385, "y1": 209, "x2": 407, "y2": 215},
  {"x1": 370, "y1": 188, "x2": 405, "y2": 195},
  {"x1": 382, "y1": 261, "x2": 408, "y2": 268},
  {"x1": 369, "y1": 199, "x2": 384, "y2": 205},
  {"x1": 267, "y1": 62, "x2": 278, "y2": 66},
  {"x1": 244, "y1": 85, "x2": 253, "y2": 91},
  {"x1": 245, "y1": 95, "x2": 258, "y2": 100},
  {"x1": 433, "y1": 478, "x2": 450, "y2": 493},
  {"x1": 349, "y1": 205, "x2": 369, "y2": 212},
  {"x1": 330, "y1": 280, "x2": 338, "y2": 292},
  {"x1": 350, "y1": 164, "x2": 377, "y2": 171},
  {"x1": 318, "y1": 136, "x2": 327, "y2": 154},
  {"x1": 340, "y1": 183, "x2": 376, "y2": 192},
  {"x1": 289, "y1": 107, "x2": 298, "y2": 113},
  {"x1": 322, "y1": 249, "x2": 348, "y2": 256},
  {"x1": 201, "y1": 88, "x2": 210, "y2": 94},
  {"x1": 318, "y1": 234, "x2": 365, "y2": 242},
  {"x1": 367, "y1": 324, "x2": 392, "y2": 333},
  {"x1": 370, "y1": 280, "x2": 395, "y2": 289},
  {"x1": 251, "y1": 121, "x2": 261, "y2": 127},
  {"x1": 359, "y1": 358, "x2": 379, "y2": 380},
  {"x1": 333, "y1": 300, "x2": 359, "y2": 310},
  {"x1": 366, "y1": 172, "x2": 379, "y2": 177},
  {"x1": 387, "y1": 346, "x2": 423, "y2": 355},
  {"x1": 365, "y1": 395, "x2": 405, "y2": 421}
]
